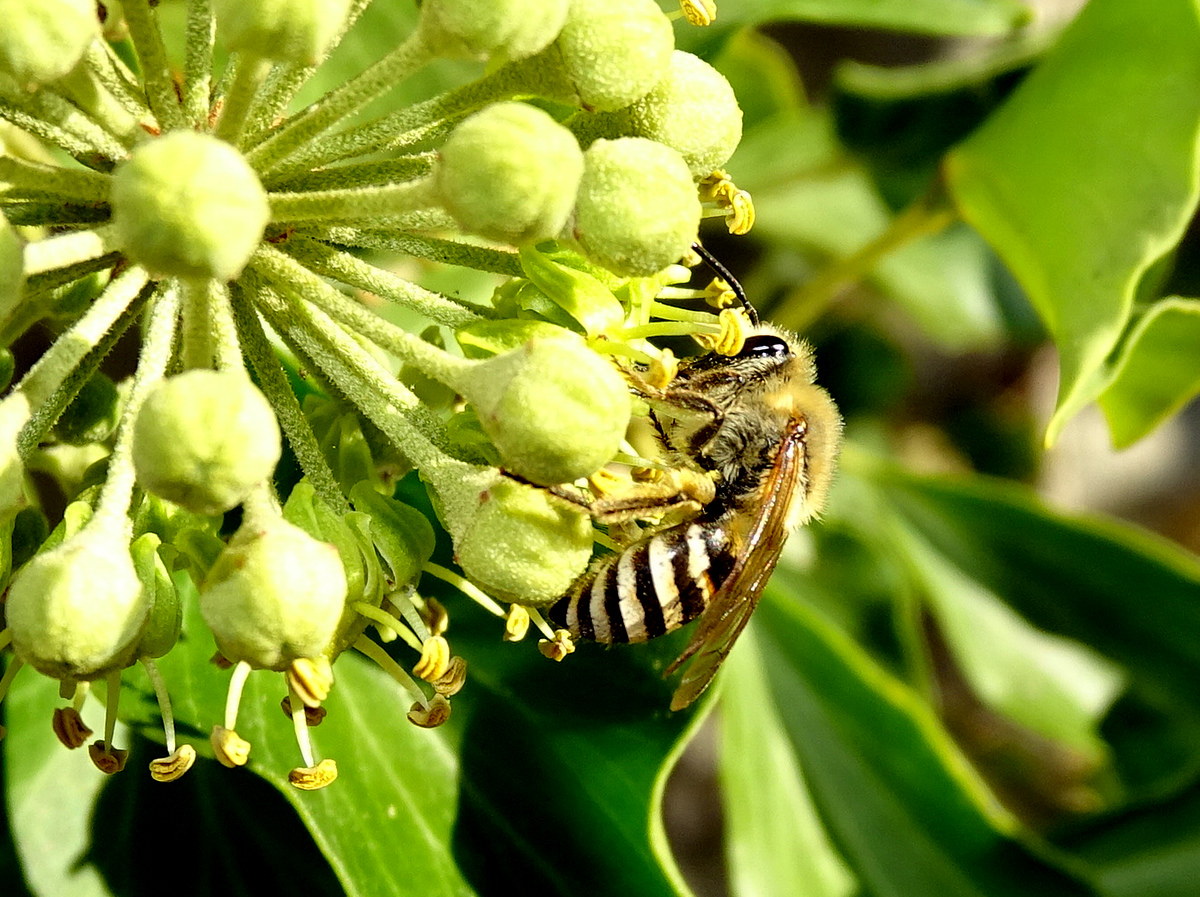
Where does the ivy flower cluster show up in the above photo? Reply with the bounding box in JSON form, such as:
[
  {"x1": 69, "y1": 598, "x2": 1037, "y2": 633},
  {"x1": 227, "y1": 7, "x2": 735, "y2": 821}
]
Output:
[{"x1": 0, "y1": 0, "x2": 748, "y2": 789}]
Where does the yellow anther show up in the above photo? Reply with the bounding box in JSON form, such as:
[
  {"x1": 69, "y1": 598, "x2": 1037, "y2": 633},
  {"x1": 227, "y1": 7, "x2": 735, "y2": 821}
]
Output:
[
  {"x1": 646, "y1": 347, "x2": 679, "y2": 389},
  {"x1": 588, "y1": 467, "x2": 629, "y2": 498},
  {"x1": 505, "y1": 604, "x2": 531, "y2": 642},
  {"x1": 413, "y1": 635, "x2": 451, "y2": 682},
  {"x1": 700, "y1": 170, "x2": 755, "y2": 235},
  {"x1": 88, "y1": 740, "x2": 130, "y2": 775},
  {"x1": 211, "y1": 725, "x2": 252, "y2": 768},
  {"x1": 694, "y1": 307, "x2": 749, "y2": 356},
  {"x1": 51, "y1": 706, "x2": 93, "y2": 749},
  {"x1": 702, "y1": 278, "x2": 738, "y2": 311},
  {"x1": 287, "y1": 656, "x2": 334, "y2": 708},
  {"x1": 538, "y1": 629, "x2": 577, "y2": 662},
  {"x1": 150, "y1": 745, "x2": 197, "y2": 782},
  {"x1": 280, "y1": 696, "x2": 328, "y2": 726},
  {"x1": 408, "y1": 694, "x2": 452, "y2": 728},
  {"x1": 725, "y1": 188, "x2": 755, "y2": 234},
  {"x1": 679, "y1": 0, "x2": 717, "y2": 25},
  {"x1": 289, "y1": 758, "x2": 339, "y2": 790},
  {"x1": 433, "y1": 656, "x2": 468, "y2": 696}
]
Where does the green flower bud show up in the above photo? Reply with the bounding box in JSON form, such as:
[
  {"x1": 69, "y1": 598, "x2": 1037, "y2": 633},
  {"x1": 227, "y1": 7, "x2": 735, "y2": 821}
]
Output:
[
  {"x1": 111, "y1": 132, "x2": 269, "y2": 282},
  {"x1": 571, "y1": 137, "x2": 700, "y2": 276},
  {"x1": 461, "y1": 333, "x2": 630, "y2": 485},
  {"x1": 211, "y1": 0, "x2": 352, "y2": 65},
  {"x1": 436, "y1": 102, "x2": 583, "y2": 245},
  {"x1": 0, "y1": 0, "x2": 97, "y2": 87},
  {"x1": 132, "y1": 370, "x2": 281, "y2": 515},
  {"x1": 454, "y1": 477, "x2": 593, "y2": 605},
  {"x1": 419, "y1": 0, "x2": 568, "y2": 62},
  {"x1": 53, "y1": 372, "x2": 119, "y2": 446},
  {"x1": 200, "y1": 518, "x2": 348, "y2": 670},
  {"x1": 621, "y1": 51, "x2": 742, "y2": 177},
  {"x1": 536, "y1": 0, "x2": 674, "y2": 112},
  {"x1": 6, "y1": 529, "x2": 148, "y2": 680}
]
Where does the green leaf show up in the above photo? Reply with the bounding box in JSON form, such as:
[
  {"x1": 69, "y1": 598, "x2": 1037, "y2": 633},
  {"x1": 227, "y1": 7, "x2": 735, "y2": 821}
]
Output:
[
  {"x1": 700, "y1": 0, "x2": 1031, "y2": 36},
  {"x1": 1098, "y1": 297, "x2": 1200, "y2": 448},
  {"x1": 884, "y1": 513, "x2": 1121, "y2": 759},
  {"x1": 755, "y1": 585, "x2": 1099, "y2": 897},
  {"x1": 945, "y1": 0, "x2": 1200, "y2": 443},
  {"x1": 872, "y1": 465, "x2": 1200, "y2": 719},
  {"x1": 719, "y1": 627, "x2": 857, "y2": 897},
  {"x1": 1057, "y1": 780, "x2": 1200, "y2": 897}
]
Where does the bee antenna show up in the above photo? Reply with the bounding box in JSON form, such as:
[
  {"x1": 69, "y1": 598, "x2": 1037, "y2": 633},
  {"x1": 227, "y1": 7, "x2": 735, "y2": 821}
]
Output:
[{"x1": 690, "y1": 242, "x2": 758, "y2": 326}]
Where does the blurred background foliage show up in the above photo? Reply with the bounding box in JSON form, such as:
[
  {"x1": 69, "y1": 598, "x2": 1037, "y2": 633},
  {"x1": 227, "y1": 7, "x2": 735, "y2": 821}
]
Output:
[{"x1": 6, "y1": 1, "x2": 1200, "y2": 895}]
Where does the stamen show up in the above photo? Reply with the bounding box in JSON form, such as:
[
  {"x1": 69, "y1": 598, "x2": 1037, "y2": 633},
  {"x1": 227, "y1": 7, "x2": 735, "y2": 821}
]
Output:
[
  {"x1": 679, "y1": 0, "x2": 717, "y2": 25},
  {"x1": 412, "y1": 635, "x2": 451, "y2": 682},
  {"x1": 51, "y1": 706, "x2": 93, "y2": 749},
  {"x1": 211, "y1": 726, "x2": 252, "y2": 768},
  {"x1": 287, "y1": 656, "x2": 334, "y2": 709},
  {"x1": 149, "y1": 746, "x2": 197, "y2": 783},
  {"x1": 504, "y1": 605, "x2": 530, "y2": 642},
  {"x1": 289, "y1": 759, "x2": 339, "y2": 790},
  {"x1": 537, "y1": 629, "x2": 577, "y2": 662}
]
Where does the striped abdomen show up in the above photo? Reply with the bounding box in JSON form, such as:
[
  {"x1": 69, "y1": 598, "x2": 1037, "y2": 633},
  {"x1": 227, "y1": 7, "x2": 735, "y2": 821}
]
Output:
[{"x1": 549, "y1": 522, "x2": 735, "y2": 644}]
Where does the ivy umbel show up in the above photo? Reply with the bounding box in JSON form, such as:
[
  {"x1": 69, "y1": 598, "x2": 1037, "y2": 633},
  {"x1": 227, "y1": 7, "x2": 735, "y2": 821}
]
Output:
[{"x1": 0, "y1": 0, "x2": 749, "y2": 789}]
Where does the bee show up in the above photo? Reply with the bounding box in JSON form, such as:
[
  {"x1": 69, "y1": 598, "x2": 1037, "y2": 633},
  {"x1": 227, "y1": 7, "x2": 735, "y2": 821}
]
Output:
[{"x1": 548, "y1": 246, "x2": 842, "y2": 710}]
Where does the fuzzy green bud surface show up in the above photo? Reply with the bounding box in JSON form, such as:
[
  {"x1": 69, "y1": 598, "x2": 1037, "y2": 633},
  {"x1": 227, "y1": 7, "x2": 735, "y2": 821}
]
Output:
[
  {"x1": 132, "y1": 370, "x2": 281, "y2": 515},
  {"x1": 572, "y1": 138, "x2": 700, "y2": 276},
  {"x1": 538, "y1": 0, "x2": 674, "y2": 111},
  {"x1": 436, "y1": 103, "x2": 583, "y2": 245},
  {"x1": 454, "y1": 477, "x2": 592, "y2": 605},
  {"x1": 111, "y1": 132, "x2": 269, "y2": 282},
  {"x1": 463, "y1": 334, "x2": 630, "y2": 485},
  {"x1": 200, "y1": 519, "x2": 348, "y2": 670},
  {"x1": 0, "y1": 0, "x2": 97, "y2": 87},
  {"x1": 419, "y1": 0, "x2": 568, "y2": 61},
  {"x1": 6, "y1": 530, "x2": 148, "y2": 680},
  {"x1": 622, "y1": 51, "x2": 742, "y2": 177},
  {"x1": 212, "y1": 0, "x2": 352, "y2": 64}
]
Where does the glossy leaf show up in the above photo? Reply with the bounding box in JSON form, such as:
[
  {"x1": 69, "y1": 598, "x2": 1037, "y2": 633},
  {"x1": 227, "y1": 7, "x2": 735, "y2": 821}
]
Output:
[
  {"x1": 945, "y1": 0, "x2": 1200, "y2": 442},
  {"x1": 874, "y1": 467, "x2": 1200, "y2": 717},
  {"x1": 754, "y1": 584, "x2": 1098, "y2": 897},
  {"x1": 719, "y1": 627, "x2": 856, "y2": 897},
  {"x1": 1098, "y1": 297, "x2": 1200, "y2": 448}
]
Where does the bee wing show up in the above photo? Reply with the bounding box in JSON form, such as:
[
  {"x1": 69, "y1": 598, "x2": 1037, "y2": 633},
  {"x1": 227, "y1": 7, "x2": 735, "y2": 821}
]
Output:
[{"x1": 666, "y1": 417, "x2": 809, "y2": 711}]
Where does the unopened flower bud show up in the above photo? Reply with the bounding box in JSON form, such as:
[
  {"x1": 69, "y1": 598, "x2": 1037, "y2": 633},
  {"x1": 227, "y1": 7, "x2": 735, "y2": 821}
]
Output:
[
  {"x1": 111, "y1": 132, "x2": 269, "y2": 282},
  {"x1": 211, "y1": 0, "x2": 352, "y2": 65},
  {"x1": 436, "y1": 102, "x2": 583, "y2": 245},
  {"x1": 0, "y1": 0, "x2": 97, "y2": 87},
  {"x1": 132, "y1": 370, "x2": 281, "y2": 515},
  {"x1": 462, "y1": 334, "x2": 630, "y2": 485},
  {"x1": 535, "y1": 0, "x2": 674, "y2": 112},
  {"x1": 6, "y1": 529, "x2": 148, "y2": 680},
  {"x1": 622, "y1": 51, "x2": 742, "y2": 177},
  {"x1": 454, "y1": 477, "x2": 592, "y2": 605},
  {"x1": 572, "y1": 137, "x2": 700, "y2": 276},
  {"x1": 419, "y1": 0, "x2": 568, "y2": 61},
  {"x1": 199, "y1": 518, "x2": 347, "y2": 671}
]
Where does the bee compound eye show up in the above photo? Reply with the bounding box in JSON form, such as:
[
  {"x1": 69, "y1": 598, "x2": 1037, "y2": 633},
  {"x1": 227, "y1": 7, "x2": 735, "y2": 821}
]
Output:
[{"x1": 738, "y1": 335, "x2": 790, "y2": 359}]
